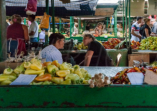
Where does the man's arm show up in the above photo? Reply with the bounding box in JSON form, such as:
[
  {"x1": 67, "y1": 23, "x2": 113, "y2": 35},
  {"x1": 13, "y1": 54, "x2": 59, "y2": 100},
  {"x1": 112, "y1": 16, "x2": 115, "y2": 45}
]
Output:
[
  {"x1": 29, "y1": 31, "x2": 35, "y2": 36},
  {"x1": 84, "y1": 51, "x2": 94, "y2": 66},
  {"x1": 131, "y1": 29, "x2": 141, "y2": 39}
]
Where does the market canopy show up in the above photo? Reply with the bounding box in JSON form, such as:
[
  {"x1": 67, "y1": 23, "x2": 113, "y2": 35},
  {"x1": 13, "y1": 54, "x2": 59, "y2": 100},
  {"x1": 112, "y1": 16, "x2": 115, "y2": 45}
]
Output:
[{"x1": 5, "y1": 0, "x2": 98, "y2": 17}]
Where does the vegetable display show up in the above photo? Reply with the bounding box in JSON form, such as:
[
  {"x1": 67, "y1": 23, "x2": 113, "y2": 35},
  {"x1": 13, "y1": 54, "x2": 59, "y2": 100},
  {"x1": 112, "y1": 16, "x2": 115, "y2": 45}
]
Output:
[
  {"x1": 0, "y1": 58, "x2": 92, "y2": 85},
  {"x1": 103, "y1": 38, "x2": 121, "y2": 49}
]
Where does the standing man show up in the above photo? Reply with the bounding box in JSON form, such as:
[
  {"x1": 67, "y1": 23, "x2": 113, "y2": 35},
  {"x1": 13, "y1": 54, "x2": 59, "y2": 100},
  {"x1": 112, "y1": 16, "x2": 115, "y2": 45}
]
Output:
[
  {"x1": 131, "y1": 17, "x2": 143, "y2": 42},
  {"x1": 28, "y1": 15, "x2": 39, "y2": 43},
  {"x1": 83, "y1": 34, "x2": 112, "y2": 66},
  {"x1": 151, "y1": 19, "x2": 157, "y2": 34}
]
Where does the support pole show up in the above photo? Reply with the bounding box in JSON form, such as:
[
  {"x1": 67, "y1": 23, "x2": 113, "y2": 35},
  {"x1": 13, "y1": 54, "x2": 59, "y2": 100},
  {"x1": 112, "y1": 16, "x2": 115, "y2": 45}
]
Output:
[
  {"x1": 106, "y1": 17, "x2": 108, "y2": 29},
  {"x1": 125, "y1": 0, "x2": 128, "y2": 48},
  {"x1": 114, "y1": 9, "x2": 117, "y2": 37},
  {"x1": 24, "y1": 18, "x2": 27, "y2": 25},
  {"x1": 123, "y1": 0, "x2": 125, "y2": 38},
  {"x1": 70, "y1": 17, "x2": 74, "y2": 37},
  {"x1": 0, "y1": 0, "x2": 7, "y2": 61},
  {"x1": 51, "y1": 0, "x2": 55, "y2": 33},
  {"x1": 59, "y1": 18, "x2": 62, "y2": 33},
  {"x1": 128, "y1": 0, "x2": 131, "y2": 46},
  {"x1": 45, "y1": 0, "x2": 49, "y2": 46},
  {"x1": 83, "y1": 21, "x2": 86, "y2": 32},
  {"x1": 78, "y1": 17, "x2": 81, "y2": 34}
]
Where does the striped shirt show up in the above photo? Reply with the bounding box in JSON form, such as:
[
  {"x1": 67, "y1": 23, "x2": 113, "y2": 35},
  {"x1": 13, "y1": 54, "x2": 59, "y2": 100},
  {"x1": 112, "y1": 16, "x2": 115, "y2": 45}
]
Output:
[
  {"x1": 41, "y1": 45, "x2": 63, "y2": 64},
  {"x1": 131, "y1": 22, "x2": 140, "y2": 42}
]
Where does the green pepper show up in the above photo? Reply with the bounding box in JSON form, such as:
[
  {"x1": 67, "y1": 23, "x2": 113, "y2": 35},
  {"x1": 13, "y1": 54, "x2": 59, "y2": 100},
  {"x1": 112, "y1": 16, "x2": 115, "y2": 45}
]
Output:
[{"x1": 3, "y1": 68, "x2": 13, "y2": 75}]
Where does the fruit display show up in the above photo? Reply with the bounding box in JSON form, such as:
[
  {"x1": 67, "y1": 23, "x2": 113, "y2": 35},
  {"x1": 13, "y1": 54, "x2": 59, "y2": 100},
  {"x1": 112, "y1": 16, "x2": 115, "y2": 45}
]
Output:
[
  {"x1": 131, "y1": 41, "x2": 140, "y2": 50},
  {"x1": 139, "y1": 37, "x2": 157, "y2": 50},
  {"x1": 111, "y1": 67, "x2": 146, "y2": 84},
  {"x1": 151, "y1": 61, "x2": 157, "y2": 67},
  {"x1": 103, "y1": 38, "x2": 121, "y2": 49},
  {"x1": 100, "y1": 33, "x2": 115, "y2": 37},
  {"x1": 74, "y1": 42, "x2": 88, "y2": 50},
  {"x1": 0, "y1": 58, "x2": 92, "y2": 85}
]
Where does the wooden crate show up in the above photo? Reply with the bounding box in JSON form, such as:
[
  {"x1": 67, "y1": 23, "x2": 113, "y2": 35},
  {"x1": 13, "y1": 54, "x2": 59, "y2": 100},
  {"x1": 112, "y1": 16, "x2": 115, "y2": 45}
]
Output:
[{"x1": 128, "y1": 54, "x2": 150, "y2": 67}]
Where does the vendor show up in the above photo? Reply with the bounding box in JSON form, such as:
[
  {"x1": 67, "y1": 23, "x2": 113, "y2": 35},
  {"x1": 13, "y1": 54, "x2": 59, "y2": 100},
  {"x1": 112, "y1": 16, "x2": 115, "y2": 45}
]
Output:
[
  {"x1": 140, "y1": 18, "x2": 151, "y2": 39},
  {"x1": 28, "y1": 15, "x2": 39, "y2": 43},
  {"x1": 7, "y1": 14, "x2": 29, "y2": 57},
  {"x1": 65, "y1": 31, "x2": 70, "y2": 37},
  {"x1": 94, "y1": 23, "x2": 103, "y2": 37},
  {"x1": 41, "y1": 33, "x2": 65, "y2": 64},
  {"x1": 83, "y1": 34, "x2": 112, "y2": 66},
  {"x1": 72, "y1": 23, "x2": 78, "y2": 36}
]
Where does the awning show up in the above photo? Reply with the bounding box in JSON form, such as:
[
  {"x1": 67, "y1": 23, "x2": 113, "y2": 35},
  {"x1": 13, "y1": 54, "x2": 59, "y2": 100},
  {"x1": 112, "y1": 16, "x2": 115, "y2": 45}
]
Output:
[{"x1": 5, "y1": 0, "x2": 98, "y2": 17}]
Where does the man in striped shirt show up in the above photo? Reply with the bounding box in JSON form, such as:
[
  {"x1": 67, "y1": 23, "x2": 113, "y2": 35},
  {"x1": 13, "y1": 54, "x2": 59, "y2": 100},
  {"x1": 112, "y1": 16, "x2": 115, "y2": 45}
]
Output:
[
  {"x1": 131, "y1": 17, "x2": 143, "y2": 42},
  {"x1": 42, "y1": 33, "x2": 65, "y2": 64}
]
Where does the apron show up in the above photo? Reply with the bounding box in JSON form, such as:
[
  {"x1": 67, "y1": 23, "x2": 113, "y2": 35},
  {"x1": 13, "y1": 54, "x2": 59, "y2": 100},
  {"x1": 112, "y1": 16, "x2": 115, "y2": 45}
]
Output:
[{"x1": 8, "y1": 38, "x2": 26, "y2": 56}]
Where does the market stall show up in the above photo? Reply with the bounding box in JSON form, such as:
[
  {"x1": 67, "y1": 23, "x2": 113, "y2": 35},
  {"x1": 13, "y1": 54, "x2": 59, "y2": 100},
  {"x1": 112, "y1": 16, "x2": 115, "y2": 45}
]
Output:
[{"x1": 1, "y1": 0, "x2": 157, "y2": 111}]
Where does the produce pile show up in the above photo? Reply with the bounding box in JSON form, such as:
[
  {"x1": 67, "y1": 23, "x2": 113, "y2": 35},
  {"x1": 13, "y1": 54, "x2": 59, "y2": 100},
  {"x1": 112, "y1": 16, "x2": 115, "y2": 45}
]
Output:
[
  {"x1": 0, "y1": 58, "x2": 92, "y2": 85},
  {"x1": 131, "y1": 41, "x2": 140, "y2": 50},
  {"x1": 111, "y1": 67, "x2": 145, "y2": 84},
  {"x1": 74, "y1": 42, "x2": 88, "y2": 50},
  {"x1": 139, "y1": 37, "x2": 157, "y2": 50},
  {"x1": 103, "y1": 38, "x2": 121, "y2": 49}
]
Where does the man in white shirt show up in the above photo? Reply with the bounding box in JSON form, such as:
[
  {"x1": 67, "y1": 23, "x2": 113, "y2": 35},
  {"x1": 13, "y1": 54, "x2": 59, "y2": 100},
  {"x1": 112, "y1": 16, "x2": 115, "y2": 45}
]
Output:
[
  {"x1": 28, "y1": 15, "x2": 39, "y2": 43},
  {"x1": 131, "y1": 17, "x2": 143, "y2": 42},
  {"x1": 72, "y1": 23, "x2": 78, "y2": 36}
]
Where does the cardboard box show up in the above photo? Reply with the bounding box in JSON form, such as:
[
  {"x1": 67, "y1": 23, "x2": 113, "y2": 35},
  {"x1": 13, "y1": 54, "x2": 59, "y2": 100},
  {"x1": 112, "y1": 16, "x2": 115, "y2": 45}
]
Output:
[
  {"x1": 128, "y1": 54, "x2": 150, "y2": 67},
  {"x1": 144, "y1": 69, "x2": 157, "y2": 85},
  {"x1": 0, "y1": 59, "x2": 46, "y2": 73},
  {"x1": 0, "y1": 62, "x2": 22, "y2": 73}
]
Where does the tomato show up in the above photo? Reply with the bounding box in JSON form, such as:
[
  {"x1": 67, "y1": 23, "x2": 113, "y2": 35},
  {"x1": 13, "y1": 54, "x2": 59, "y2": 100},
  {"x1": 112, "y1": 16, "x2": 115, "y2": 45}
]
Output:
[{"x1": 127, "y1": 68, "x2": 136, "y2": 73}]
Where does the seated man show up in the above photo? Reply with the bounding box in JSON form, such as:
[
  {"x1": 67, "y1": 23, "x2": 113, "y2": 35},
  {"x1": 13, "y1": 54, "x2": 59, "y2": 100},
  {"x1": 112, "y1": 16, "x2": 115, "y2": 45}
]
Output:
[
  {"x1": 42, "y1": 33, "x2": 65, "y2": 64},
  {"x1": 83, "y1": 34, "x2": 112, "y2": 66}
]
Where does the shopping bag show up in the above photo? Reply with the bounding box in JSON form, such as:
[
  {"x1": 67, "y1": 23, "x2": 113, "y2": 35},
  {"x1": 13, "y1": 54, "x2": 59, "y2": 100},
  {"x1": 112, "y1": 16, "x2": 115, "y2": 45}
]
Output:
[{"x1": 40, "y1": 13, "x2": 50, "y2": 29}]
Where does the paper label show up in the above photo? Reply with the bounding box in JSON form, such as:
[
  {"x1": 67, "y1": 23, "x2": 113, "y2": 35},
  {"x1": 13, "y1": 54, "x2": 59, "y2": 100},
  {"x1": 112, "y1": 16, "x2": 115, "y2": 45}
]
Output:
[
  {"x1": 10, "y1": 74, "x2": 37, "y2": 85},
  {"x1": 127, "y1": 72, "x2": 144, "y2": 85}
]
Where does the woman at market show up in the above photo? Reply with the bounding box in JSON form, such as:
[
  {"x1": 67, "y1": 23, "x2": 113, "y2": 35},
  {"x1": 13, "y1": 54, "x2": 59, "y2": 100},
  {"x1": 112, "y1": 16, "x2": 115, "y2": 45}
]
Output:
[
  {"x1": 140, "y1": 18, "x2": 151, "y2": 39},
  {"x1": 28, "y1": 15, "x2": 39, "y2": 43},
  {"x1": 7, "y1": 14, "x2": 29, "y2": 57},
  {"x1": 41, "y1": 33, "x2": 65, "y2": 64},
  {"x1": 83, "y1": 34, "x2": 112, "y2": 66},
  {"x1": 72, "y1": 23, "x2": 78, "y2": 36},
  {"x1": 93, "y1": 23, "x2": 103, "y2": 37}
]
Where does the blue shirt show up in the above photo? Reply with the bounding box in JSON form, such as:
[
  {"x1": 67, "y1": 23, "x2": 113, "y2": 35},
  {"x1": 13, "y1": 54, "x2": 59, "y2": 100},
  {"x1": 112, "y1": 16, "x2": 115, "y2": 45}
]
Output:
[{"x1": 41, "y1": 45, "x2": 63, "y2": 64}]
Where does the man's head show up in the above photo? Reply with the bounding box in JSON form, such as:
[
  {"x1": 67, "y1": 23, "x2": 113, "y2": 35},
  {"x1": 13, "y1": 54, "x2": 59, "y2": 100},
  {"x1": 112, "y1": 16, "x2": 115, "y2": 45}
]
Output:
[
  {"x1": 75, "y1": 23, "x2": 78, "y2": 27},
  {"x1": 83, "y1": 34, "x2": 95, "y2": 46},
  {"x1": 151, "y1": 19, "x2": 156, "y2": 25},
  {"x1": 49, "y1": 33, "x2": 65, "y2": 49},
  {"x1": 28, "y1": 15, "x2": 36, "y2": 22},
  {"x1": 137, "y1": 17, "x2": 143, "y2": 23}
]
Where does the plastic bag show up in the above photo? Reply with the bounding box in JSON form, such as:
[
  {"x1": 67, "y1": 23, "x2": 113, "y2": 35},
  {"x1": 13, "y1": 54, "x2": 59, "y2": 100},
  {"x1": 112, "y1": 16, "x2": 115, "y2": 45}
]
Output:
[
  {"x1": 40, "y1": 13, "x2": 50, "y2": 29},
  {"x1": 25, "y1": 0, "x2": 37, "y2": 15}
]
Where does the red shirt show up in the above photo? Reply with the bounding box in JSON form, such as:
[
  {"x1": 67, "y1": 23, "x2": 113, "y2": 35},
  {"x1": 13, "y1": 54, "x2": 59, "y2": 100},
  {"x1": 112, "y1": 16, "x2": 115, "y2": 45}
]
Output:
[{"x1": 7, "y1": 23, "x2": 24, "y2": 39}]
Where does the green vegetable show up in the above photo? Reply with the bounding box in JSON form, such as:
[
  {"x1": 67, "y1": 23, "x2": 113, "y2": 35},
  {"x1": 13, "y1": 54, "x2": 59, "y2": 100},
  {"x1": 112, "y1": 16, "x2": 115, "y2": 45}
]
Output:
[
  {"x1": 65, "y1": 74, "x2": 82, "y2": 84},
  {"x1": 0, "y1": 80, "x2": 12, "y2": 85},
  {"x1": 47, "y1": 65, "x2": 59, "y2": 76},
  {"x1": 60, "y1": 62, "x2": 71, "y2": 70},
  {"x1": 14, "y1": 64, "x2": 25, "y2": 74},
  {"x1": 3, "y1": 68, "x2": 13, "y2": 75},
  {"x1": 61, "y1": 79, "x2": 71, "y2": 85},
  {"x1": 31, "y1": 82, "x2": 43, "y2": 85},
  {"x1": 42, "y1": 81, "x2": 52, "y2": 85},
  {"x1": 0, "y1": 74, "x2": 16, "y2": 82}
]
